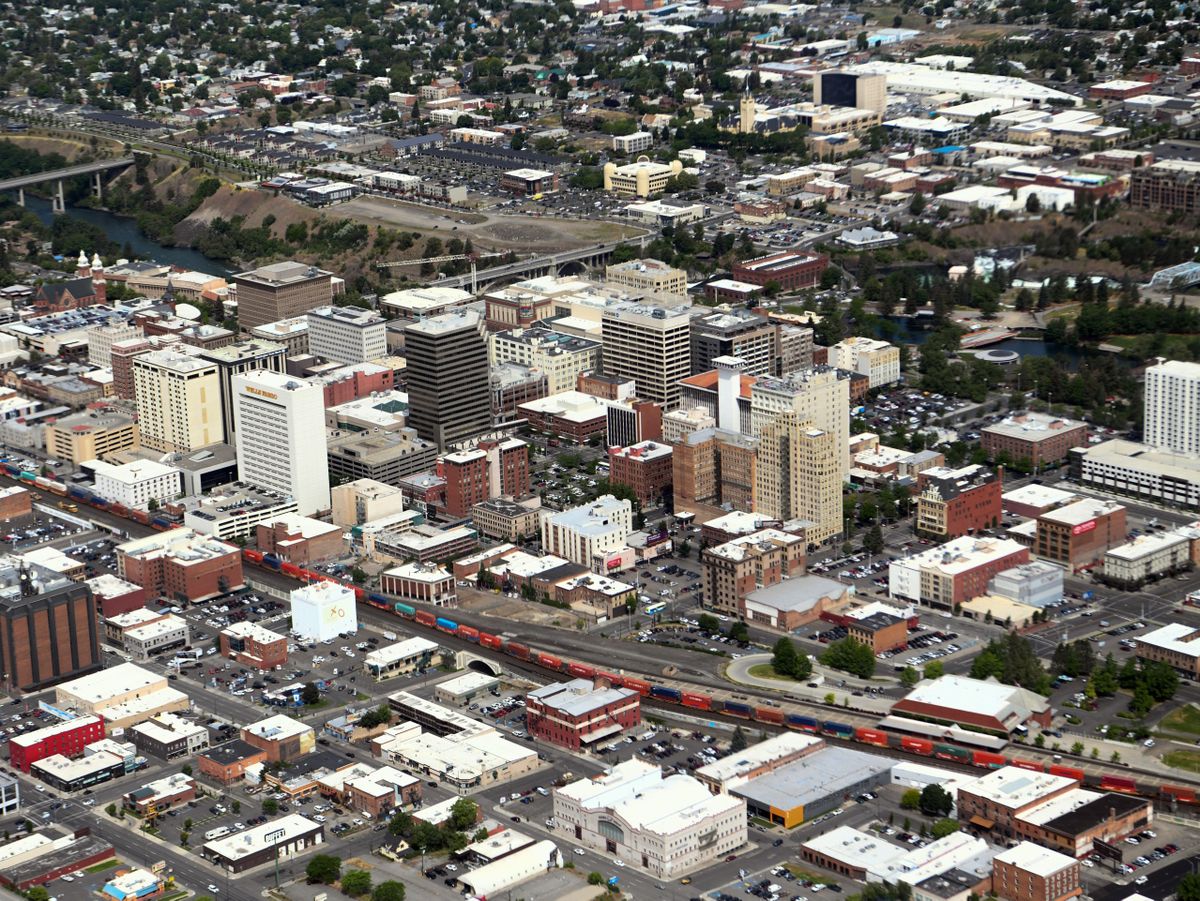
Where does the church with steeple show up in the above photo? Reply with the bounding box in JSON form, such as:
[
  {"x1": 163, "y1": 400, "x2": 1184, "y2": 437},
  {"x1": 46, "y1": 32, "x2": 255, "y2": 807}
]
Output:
[{"x1": 31, "y1": 250, "x2": 107, "y2": 313}]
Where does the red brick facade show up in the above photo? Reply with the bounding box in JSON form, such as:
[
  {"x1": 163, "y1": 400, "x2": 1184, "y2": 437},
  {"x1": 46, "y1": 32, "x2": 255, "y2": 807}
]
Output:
[
  {"x1": 608, "y1": 443, "x2": 674, "y2": 506},
  {"x1": 526, "y1": 681, "x2": 642, "y2": 750},
  {"x1": 9, "y1": 716, "x2": 106, "y2": 772},
  {"x1": 119, "y1": 544, "x2": 244, "y2": 604}
]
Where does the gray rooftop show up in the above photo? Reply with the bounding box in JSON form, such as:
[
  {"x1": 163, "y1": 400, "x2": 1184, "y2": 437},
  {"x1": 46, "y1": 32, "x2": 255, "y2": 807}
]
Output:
[{"x1": 731, "y1": 746, "x2": 893, "y2": 811}]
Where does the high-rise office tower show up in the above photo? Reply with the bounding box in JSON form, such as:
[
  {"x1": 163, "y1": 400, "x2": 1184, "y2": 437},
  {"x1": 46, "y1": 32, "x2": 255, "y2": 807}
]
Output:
[
  {"x1": 199, "y1": 339, "x2": 287, "y2": 440},
  {"x1": 750, "y1": 367, "x2": 850, "y2": 474},
  {"x1": 132, "y1": 348, "x2": 224, "y2": 452},
  {"x1": 307, "y1": 305, "x2": 388, "y2": 365},
  {"x1": 601, "y1": 303, "x2": 693, "y2": 409},
  {"x1": 1144, "y1": 359, "x2": 1200, "y2": 455},
  {"x1": 232, "y1": 370, "x2": 330, "y2": 515},
  {"x1": 0, "y1": 562, "x2": 100, "y2": 692},
  {"x1": 690, "y1": 310, "x2": 777, "y2": 377},
  {"x1": 233, "y1": 261, "x2": 335, "y2": 331},
  {"x1": 814, "y1": 70, "x2": 888, "y2": 114},
  {"x1": 756, "y1": 411, "x2": 843, "y2": 544},
  {"x1": 405, "y1": 311, "x2": 491, "y2": 452}
]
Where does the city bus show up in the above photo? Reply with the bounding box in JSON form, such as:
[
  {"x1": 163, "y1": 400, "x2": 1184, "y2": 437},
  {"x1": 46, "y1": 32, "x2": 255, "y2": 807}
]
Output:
[{"x1": 642, "y1": 601, "x2": 667, "y2": 616}]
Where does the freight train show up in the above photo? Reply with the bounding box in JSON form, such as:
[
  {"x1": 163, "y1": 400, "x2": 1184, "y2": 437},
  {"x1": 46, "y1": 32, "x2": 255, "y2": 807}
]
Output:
[{"x1": 4, "y1": 464, "x2": 175, "y2": 528}]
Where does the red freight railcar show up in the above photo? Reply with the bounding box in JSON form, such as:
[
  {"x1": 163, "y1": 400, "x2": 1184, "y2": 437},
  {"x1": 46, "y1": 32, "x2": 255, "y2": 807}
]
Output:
[
  {"x1": 507, "y1": 642, "x2": 531, "y2": 660},
  {"x1": 622, "y1": 678, "x2": 652, "y2": 696},
  {"x1": 681, "y1": 693, "x2": 712, "y2": 710},
  {"x1": 1048, "y1": 765, "x2": 1086, "y2": 781},
  {"x1": 973, "y1": 751, "x2": 1007, "y2": 769},
  {"x1": 535, "y1": 653, "x2": 563, "y2": 671},
  {"x1": 900, "y1": 736, "x2": 934, "y2": 755},
  {"x1": 243, "y1": 549, "x2": 264, "y2": 564},
  {"x1": 596, "y1": 671, "x2": 622, "y2": 687},
  {"x1": 281, "y1": 562, "x2": 302, "y2": 578},
  {"x1": 1011, "y1": 759, "x2": 1043, "y2": 772},
  {"x1": 1099, "y1": 775, "x2": 1138, "y2": 793},
  {"x1": 1162, "y1": 785, "x2": 1197, "y2": 804},
  {"x1": 414, "y1": 611, "x2": 437, "y2": 628},
  {"x1": 755, "y1": 707, "x2": 785, "y2": 725},
  {"x1": 458, "y1": 626, "x2": 480, "y2": 643},
  {"x1": 856, "y1": 728, "x2": 889, "y2": 747},
  {"x1": 566, "y1": 663, "x2": 596, "y2": 679},
  {"x1": 479, "y1": 633, "x2": 503, "y2": 650}
]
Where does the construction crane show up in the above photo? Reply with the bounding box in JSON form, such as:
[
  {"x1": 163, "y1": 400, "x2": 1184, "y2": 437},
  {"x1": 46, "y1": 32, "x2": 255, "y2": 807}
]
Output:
[{"x1": 377, "y1": 252, "x2": 507, "y2": 294}]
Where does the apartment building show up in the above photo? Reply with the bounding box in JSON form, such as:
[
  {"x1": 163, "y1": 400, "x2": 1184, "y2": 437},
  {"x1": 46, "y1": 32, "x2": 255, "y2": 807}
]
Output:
[
  {"x1": 1143, "y1": 358, "x2": 1200, "y2": 455},
  {"x1": 132, "y1": 349, "x2": 224, "y2": 452},
  {"x1": 601, "y1": 304, "x2": 693, "y2": 409},
  {"x1": 830, "y1": 337, "x2": 901, "y2": 388},
  {"x1": 701, "y1": 528, "x2": 806, "y2": 615}
]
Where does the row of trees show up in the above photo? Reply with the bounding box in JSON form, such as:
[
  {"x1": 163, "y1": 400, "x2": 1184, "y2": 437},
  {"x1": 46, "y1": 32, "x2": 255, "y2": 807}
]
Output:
[
  {"x1": 970, "y1": 633, "x2": 1052, "y2": 695},
  {"x1": 305, "y1": 855, "x2": 404, "y2": 901},
  {"x1": 821, "y1": 637, "x2": 876, "y2": 679}
]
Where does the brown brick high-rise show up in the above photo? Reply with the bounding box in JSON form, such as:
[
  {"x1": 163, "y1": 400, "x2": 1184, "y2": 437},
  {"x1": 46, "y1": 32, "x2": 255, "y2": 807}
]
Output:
[{"x1": 0, "y1": 576, "x2": 100, "y2": 692}]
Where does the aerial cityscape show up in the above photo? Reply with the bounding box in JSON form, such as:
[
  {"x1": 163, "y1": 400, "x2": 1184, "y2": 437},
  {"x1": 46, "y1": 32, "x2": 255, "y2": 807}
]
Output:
[{"x1": 0, "y1": 1, "x2": 1200, "y2": 901}]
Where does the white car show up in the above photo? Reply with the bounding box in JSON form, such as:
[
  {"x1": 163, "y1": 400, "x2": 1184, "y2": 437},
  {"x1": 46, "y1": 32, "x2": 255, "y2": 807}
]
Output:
[
  {"x1": 574, "y1": 848, "x2": 586, "y2": 856},
  {"x1": 445, "y1": 864, "x2": 457, "y2": 873},
  {"x1": 1136, "y1": 877, "x2": 1149, "y2": 885},
  {"x1": 613, "y1": 859, "x2": 625, "y2": 868}
]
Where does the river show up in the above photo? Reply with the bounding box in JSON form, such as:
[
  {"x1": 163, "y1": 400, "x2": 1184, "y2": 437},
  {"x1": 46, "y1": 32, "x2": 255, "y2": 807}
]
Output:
[
  {"x1": 22, "y1": 194, "x2": 232, "y2": 274},
  {"x1": 880, "y1": 317, "x2": 1117, "y2": 370}
]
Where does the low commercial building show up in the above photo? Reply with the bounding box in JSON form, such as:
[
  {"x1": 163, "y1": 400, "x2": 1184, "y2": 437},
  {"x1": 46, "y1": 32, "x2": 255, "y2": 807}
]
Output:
[
  {"x1": 981, "y1": 412, "x2": 1087, "y2": 469},
  {"x1": 363, "y1": 637, "x2": 441, "y2": 681},
  {"x1": 846, "y1": 610, "x2": 908, "y2": 653},
  {"x1": 45, "y1": 408, "x2": 140, "y2": 465},
  {"x1": 891, "y1": 674, "x2": 1051, "y2": 735},
  {"x1": 1002, "y1": 484, "x2": 1076, "y2": 519},
  {"x1": 732, "y1": 251, "x2": 829, "y2": 292},
  {"x1": 120, "y1": 613, "x2": 188, "y2": 662},
  {"x1": 86, "y1": 574, "x2": 146, "y2": 619},
  {"x1": 379, "y1": 562, "x2": 456, "y2": 607},
  {"x1": 916, "y1": 465, "x2": 1003, "y2": 539},
  {"x1": 803, "y1": 826, "x2": 996, "y2": 886},
  {"x1": 254, "y1": 514, "x2": 343, "y2": 565},
  {"x1": 1136, "y1": 623, "x2": 1200, "y2": 677},
  {"x1": 241, "y1": 715, "x2": 316, "y2": 763},
  {"x1": 553, "y1": 759, "x2": 746, "y2": 878},
  {"x1": 0, "y1": 828, "x2": 116, "y2": 890},
  {"x1": 219, "y1": 621, "x2": 288, "y2": 671},
  {"x1": 499, "y1": 168, "x2": 559, "y2": 195},
  {"x1": 1013, "y1": 787, "x2": 1152, "y2": 857},
  {"x1": 889, "y1": 537, "x2": 1030, "y2": 608},
  {"x1": 993, "y1": 843, "x2": 1080, "y2": 901},
  {"x1": 957, "y1": 766, "x2": 1078, "y2": 835},
  {"x1": 458, "y1": 840, "x2": 563, "y2": 898},
  {"x1": 741, "y1": 575, "x2": 851, "y2": 631},
  {"x1": 435, "y1": 672, "x2": 500, "y2": 705},
  {"x1": 1101, "y1": 531, "x2": 1192, "y2": 589},
  {"x1": 32, "y1": 739, "x2": 135, "y2": 792},
  {"x1": 129, "y1": 712, "x2": 210, "y2": 761},
  {"x1": 202, "y1": 814, "x2": 323, "y2": 874},
  {"x1": 330, "y1": 478, "x2": 407, "y2": 528},
  {"x1": 123, "y1": 772, "x2": 196, "y2": 816},
  {"x1": 1035, "y1": 499, "x2": 1126, "y2": 572},
  {"x1": 9, "y1": 715, "x2": 106, "y2": 772},
  {"x1": 88, "y1": 459, "x2": 182, "y2": 510},
  {"x1": 196, "y1": 739, "x2": 268, "y2": 784},
  {"x1": 526, "y1": 679, "x2": 641, "y2": 750},
  {"x1": 733, "y1": 745, "x2": 893, "y2": 828},
  {"x1": 988, "y1": 561, "x2": 1064, "y2": 609},
  {"x1": 694, "y1": 733, "x2": 822, "y2": 794},
  {"x1": 518, "y1": 391, "x2": 609, "y2": 443},
  {"x1": 116, "y1": 528, "x2": 244, "y2": 604},
  {"x1": 55, "y1": 662, "x2": 189, "y2": 730}
]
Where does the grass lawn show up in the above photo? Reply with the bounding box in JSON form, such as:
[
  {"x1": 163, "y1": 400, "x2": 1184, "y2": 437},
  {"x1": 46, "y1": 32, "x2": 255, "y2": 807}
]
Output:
[
  {"x1": 1163, "y1": 749, "x2": 1200, "y2": 774},
  {"x1": 747, "y1": 663, "x2": 797, "y2": 682},
  {"x1": 85, "y1": 859, "x2": 122, "y2": 874},
  {"x1": 1158, "y1": 705, "x2": 1200, "y2": 737}
]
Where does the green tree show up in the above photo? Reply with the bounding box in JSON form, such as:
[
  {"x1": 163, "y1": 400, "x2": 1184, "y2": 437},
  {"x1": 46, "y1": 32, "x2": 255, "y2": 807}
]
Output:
[
  {"x1": 864, "y1": 524, "x2": 884, "y2": 555},
  {"x1": 1178, "y1": 873, "x2": 1200, "y2": 901},
  {"x1": 698, "y1": 613, "x2": 720, "y2": 634},
  {"x1": 450, "y1": 798, "x2": 479, "y2": 830},
  {"x1": 341, "y1": 871, "x2": 372, "y2": 897},
  {"x1": 302, "y1": 682, "x2": 321, "y2": 705},
  {"x1": 588, "y1": 872, "x2": 604, "y2": 886},
  {"x1": 262, "y1": 798, "x2": 279, "y2": 815},
  {"x1": 900, "y1": 788, "x2": 922, "y2": 810},
  {"x1": 900, "y1": 666, "x2": 920, "y2": 688},
  {"x1": 924, "y1": 660, "x2": 944, "y2": 680},
  {"x1": 371, "y1": 882, "x2": 405, "y2": 901},
  {"x1": 731, "y1": 726, "x2": 749, "y2": 753},
  {"x1": 729, "y1": 622, "x2": 750, "y2": 643},
  {"x1": 306, "y1": 855, "x2": 342, "y2": 885},
  {"x1": 1071, "y1": 741, "x2": 1085, "y2": 756},
  {"x1": 27, "y1": 888, "x2": 49, "y2": 901},
  {"x1": 931, "y1": 818, "x2": 960, "y2": 839},
  {"x1": 821, "y1": 637, "x2": 875, "y2": 678},
  {"x1": 919, "y1": 784, "x2": 954, "y2": 817}
]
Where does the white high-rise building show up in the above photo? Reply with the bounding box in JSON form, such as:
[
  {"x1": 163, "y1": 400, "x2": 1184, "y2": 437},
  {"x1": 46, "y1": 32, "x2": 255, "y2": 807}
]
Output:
[
  {"x1": 541, "y1": 495, "x2": 634, "y2": 568},
  {"x1": 1144, "y1": 359, "x2": 1200, "y2": 456},
  {"x1": 232, "y1": 370, "x2": 330, "y2": 515},
  {"x1": 290, "y1": 581, "x2": 357, "y2": 642},
  {"x1": 132, "y1": 349, "x2": 224, "y2": 453},
  {"x1": 307, "y1": 305, "x2": 388, "y2": 365}
]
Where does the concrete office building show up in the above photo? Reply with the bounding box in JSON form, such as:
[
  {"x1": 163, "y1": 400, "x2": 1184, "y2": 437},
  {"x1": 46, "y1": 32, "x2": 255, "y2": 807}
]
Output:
[
  {"x1": 89, "y1": 460, "x2": 182, "y2": 509},
  {"x1": 541, "y1": 495, "x2": 634, "y2": 568},
  {"x1": 830, "y1": 337, "x2": 901, "y2": 388},
  {"x1": 0, "y1": 562, "x2": 100, "y2": 692},
  {"x1": 132, "y1": 350, "x2": 224, "y2": 452},
  {"x1": 553, "y1": 759, "x2": 746, "y2": 878},
  {"x1": 981, "y1": 412, "x2": 1087, "y2": 469},
  {"x1": 988, "y1": 561, "x2": 1064, "y2": 609},
  {"x1": 45, "y1": 408, "x2": 140, "y2": 465},
  {"x1": 232, "y1": 370, "x2": 330, "y2": 515},
  {"x1": 756, "y1": 412, "x2": 843, "y2": 544},
  {"x1": 690, "y1": 310, "x2": 776, "y2": 377},
  {"x1": 606, "y1": 259, "x2": 688, "y2": 301},
  {"x1": 601, "y1": 304, "x2": 693, "y2": 409},
  {"x1": 405, "y1": 311, "x2": 491, "y2": 451},
  {"x1": 488, "y1": 327, "x2": 601, "y2": 395},
  {"x1": 814, "y1": 70, "x2": 888, "y2": 114},
  {"x1": 331, "y1": 479, "x2": 407, "y2": 527},
  {"x1": 307, "y1": 306, "x2": 388, "y2": 365},
  {"x1": 87, "y1": 322, "x2": 142, "y2": 368},
  {"x1": 1144, "y1": 359, "x2": 1200, "y2": 455},
  {"x1": 602, "y1": 157, "x2": 684, "y2": 198},
  {"x1": 233, "y1": 261, "x2": 336, "y2": 331},
  {"x1": 198, "y1": 340, "x2": 287, "y2": 439},
  {"x1": 326, "y1": 428, "x2": 439, "y2": 486}
]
